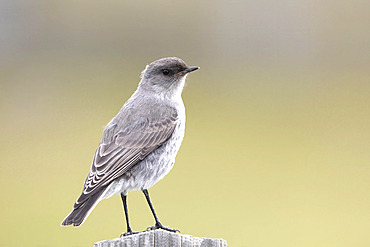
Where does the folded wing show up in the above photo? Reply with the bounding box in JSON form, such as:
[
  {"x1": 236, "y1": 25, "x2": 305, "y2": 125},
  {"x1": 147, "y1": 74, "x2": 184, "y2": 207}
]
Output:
[{"x1": 74, "y1": 110, "x2": 178, "y2": 208}]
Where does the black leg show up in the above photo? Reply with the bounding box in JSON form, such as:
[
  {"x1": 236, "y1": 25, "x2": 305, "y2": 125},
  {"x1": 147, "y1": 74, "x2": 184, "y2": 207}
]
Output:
[
  {"x1": 120, "y1": 193, "x2": 136, "y2": 236},
  {"x1": 142, "y1": 189, "x2": 179, "y2": 233}
]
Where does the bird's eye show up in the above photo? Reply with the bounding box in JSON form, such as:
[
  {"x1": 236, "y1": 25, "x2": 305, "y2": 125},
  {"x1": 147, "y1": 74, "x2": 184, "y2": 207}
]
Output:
[{"x1": 162, "y1": 69, "x2": 170, "y2": 75}]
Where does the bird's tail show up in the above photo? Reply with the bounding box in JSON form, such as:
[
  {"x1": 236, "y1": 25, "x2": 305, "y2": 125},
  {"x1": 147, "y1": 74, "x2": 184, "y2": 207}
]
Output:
[{"x1": 61, "y1": 186, "x2": 107, "y2": 227}]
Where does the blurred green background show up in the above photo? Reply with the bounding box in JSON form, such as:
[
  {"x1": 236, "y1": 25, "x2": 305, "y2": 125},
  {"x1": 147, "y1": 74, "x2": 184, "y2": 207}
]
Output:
[{"x1": 1, "y1": 0, "x2": 369, "y2": 246}]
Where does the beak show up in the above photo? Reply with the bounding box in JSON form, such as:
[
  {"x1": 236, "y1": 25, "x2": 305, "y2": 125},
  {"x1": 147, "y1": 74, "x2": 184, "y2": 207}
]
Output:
[{"x1": 183, "y1": 66, "x2": 199, "y2": 73}]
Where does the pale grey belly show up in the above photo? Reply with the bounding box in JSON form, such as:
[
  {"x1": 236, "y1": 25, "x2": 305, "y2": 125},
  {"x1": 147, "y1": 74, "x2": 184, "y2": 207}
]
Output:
[{"x1": 101, "y1": 123, "x2": 184, "y2": 199}]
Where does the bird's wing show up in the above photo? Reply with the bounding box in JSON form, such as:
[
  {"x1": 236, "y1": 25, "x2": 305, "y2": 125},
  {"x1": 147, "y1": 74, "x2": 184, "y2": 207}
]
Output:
[{"x1": 74, "y1": 110, "x2": 178, "y2": 208}]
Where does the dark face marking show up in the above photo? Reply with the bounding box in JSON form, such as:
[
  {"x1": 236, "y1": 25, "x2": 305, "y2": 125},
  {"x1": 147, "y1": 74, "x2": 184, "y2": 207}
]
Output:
[{"x1": 144, "y1": 57, "x2": 188, "y2": 81}]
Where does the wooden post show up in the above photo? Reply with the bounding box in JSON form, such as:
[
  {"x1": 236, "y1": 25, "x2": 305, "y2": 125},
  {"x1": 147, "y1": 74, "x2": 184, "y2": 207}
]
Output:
[{"x1": 94, "y1": 229, "x2": 227, "y2": 247}]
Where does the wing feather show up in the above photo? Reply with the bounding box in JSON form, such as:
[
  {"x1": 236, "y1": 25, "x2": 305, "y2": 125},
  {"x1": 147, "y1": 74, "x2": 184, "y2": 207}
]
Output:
[{"x1": 74, "y1": 110, "x2": 178, "y2": 207}]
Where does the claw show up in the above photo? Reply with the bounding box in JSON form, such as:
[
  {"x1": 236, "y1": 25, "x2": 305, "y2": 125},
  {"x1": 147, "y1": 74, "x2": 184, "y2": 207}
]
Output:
[
  {"x1": 120, "y1": 231, "x2": 139, "y2": 237},
  {"x1": 146, "y1": 222, "x2": 180, "y2": 233}
]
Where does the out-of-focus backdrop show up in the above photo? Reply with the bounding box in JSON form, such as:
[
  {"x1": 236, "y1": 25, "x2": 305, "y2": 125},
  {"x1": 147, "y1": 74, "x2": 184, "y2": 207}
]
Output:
[{"x1": 1, "y1": 0, "x2": 369, "y2": 246}]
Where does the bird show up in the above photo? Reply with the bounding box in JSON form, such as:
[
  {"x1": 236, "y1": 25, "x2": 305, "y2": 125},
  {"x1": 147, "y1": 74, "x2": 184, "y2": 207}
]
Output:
[{"x1": 61, "y1": 57, "x2": 199, "y2": 235}]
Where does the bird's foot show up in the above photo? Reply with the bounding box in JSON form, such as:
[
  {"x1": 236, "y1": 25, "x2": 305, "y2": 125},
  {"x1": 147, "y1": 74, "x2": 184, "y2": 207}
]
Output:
[
  {"x1": 146, "y1": 222, "x2": 180, "y2": 233},
  {"x1": 120, "y1": 230, "x2": 139, "y2": 237}
]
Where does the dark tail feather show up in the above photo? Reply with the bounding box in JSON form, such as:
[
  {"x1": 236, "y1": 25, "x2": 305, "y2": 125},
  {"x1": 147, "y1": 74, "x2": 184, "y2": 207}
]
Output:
[{"x1": 61, "y1": 186, "x2": 107, "y2": 227}]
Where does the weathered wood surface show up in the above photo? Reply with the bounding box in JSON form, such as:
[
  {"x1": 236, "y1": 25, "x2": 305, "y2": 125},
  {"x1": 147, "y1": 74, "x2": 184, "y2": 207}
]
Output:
[{"x1": 94, "y1": 229, "x2": 227, "y2": 247}]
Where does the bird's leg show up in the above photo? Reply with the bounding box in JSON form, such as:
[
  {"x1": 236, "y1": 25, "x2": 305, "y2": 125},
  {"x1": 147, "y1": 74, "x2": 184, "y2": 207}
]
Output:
[
  {"x1": 142, "y1": 189, "x2": 180, "y2": 233},
  {"x1": 120, "y1": 193, "x2": 137, "y2": 237}
]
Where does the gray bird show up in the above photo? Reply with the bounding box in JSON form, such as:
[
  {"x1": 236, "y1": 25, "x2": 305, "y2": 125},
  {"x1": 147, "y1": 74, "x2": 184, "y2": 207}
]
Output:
[{"x1": 61, "y1": 57, "x2": 199, "y2": 235}]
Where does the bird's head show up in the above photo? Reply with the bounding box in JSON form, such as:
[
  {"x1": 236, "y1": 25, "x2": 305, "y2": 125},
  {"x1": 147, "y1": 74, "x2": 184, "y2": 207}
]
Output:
[{"x1": 139, "y1": 57, "x2": 199, "y2": 99}]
